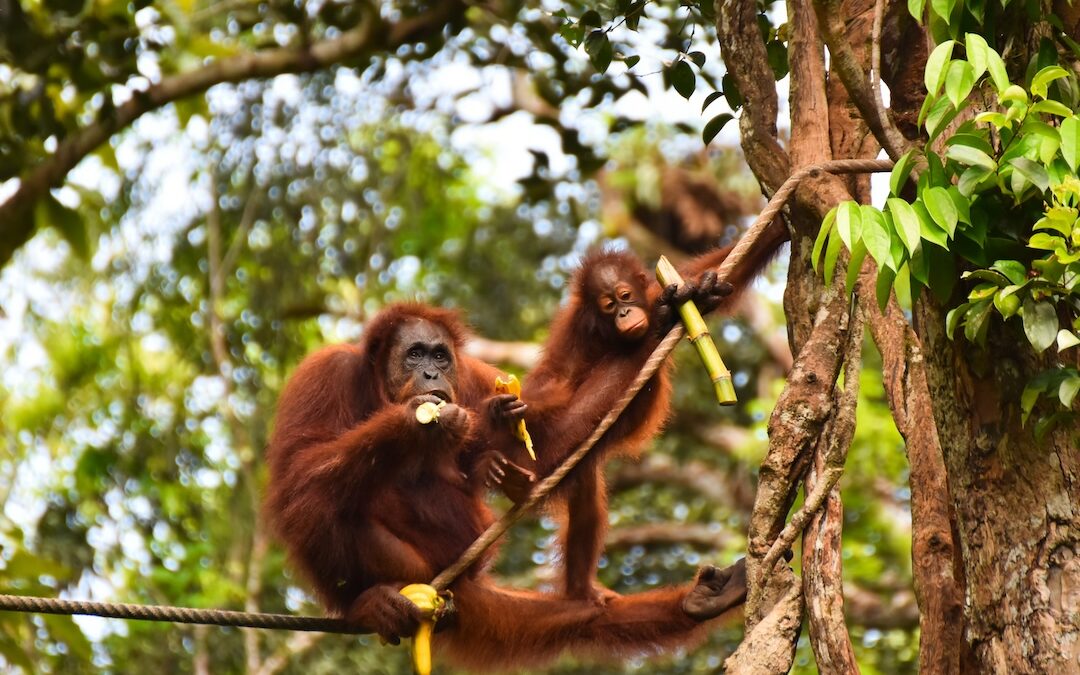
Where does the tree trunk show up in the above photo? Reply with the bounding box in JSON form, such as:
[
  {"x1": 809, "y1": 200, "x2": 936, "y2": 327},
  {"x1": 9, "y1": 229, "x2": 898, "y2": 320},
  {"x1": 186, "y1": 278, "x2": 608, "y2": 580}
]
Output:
[{"x1": 916, "y1": 301, "x2": 1080, "y2": 673}]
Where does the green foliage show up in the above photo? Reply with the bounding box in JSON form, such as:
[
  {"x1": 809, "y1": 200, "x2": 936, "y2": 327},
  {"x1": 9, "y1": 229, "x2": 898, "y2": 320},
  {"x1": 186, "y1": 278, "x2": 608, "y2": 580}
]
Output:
[
  {"x1": 553, "y1": 2, "x2": 789, "y2": 146},
  {"x1": 814, "y1": 33, "x2": 1080, "y2": 428}
]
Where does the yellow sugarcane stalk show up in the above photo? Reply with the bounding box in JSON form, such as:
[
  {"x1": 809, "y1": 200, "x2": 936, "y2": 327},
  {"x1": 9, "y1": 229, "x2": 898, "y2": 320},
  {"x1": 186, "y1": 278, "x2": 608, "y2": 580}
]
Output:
[
  {"x1": 399, "y1": 584, "x2": 444, "y2": 675},
  {"x1": 655, "y1": 256, "x2": 737, "y2": 406}
]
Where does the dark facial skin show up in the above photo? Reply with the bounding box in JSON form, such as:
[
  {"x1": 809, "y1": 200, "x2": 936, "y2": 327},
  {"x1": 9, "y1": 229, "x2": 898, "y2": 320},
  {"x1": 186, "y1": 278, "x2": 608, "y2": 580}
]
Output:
[
  {"x1": 591, "y1": 265, "x2": 650, "y2": 341},
  {"x1": 386, "y1": 319, "x2": 458, "y2": 402}
]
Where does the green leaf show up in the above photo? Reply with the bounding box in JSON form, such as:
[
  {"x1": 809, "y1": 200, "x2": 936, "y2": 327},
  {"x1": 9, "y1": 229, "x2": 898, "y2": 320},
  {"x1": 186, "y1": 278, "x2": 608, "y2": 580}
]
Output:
[
  {"x1": 990, "y1": 259, "x2": 1028, "y2": 285},
  {"x1": 964, "y1": 33, "x2": 989, "y2": 79},
  {"x1": 947, "y1": 186, "x2": 971, "y2": 225},
  {"x1": 580, "y1": 10, "x2": 602, "y2": 27},
  {"x1": 1030, "y1": 100, "x2": 1073, "y2": 117},
  {"x1": 909, "y1": 244, "x2": 930, "y2": 286},
  {"x1": 908, "y1": 0, "x2": 927, "y2": 21},
  {"x1": 916, "y1": 202, "x2": 950, "y2": 247},
  {"x1": 1059, "y1": 376, "x2": 1080, "y2": 407},
  {"x1": 889, "y1": 149, "x2": 917, "y2": 196},
  {"x1": 1057, "y1": 329, "x2": 1080, "y2": 351},
  {"x1": 702, "y1": 91, "x2": 723, "y2": 113},
  {"x1": 688, "y1": 51, "x2": 706, "y2": 68},
  {"x1": 957, "y1": 165, "x2": 994, "y2": 196},
  {"x1": 925, "y1": 96, "x2": 961, "y2": 144},
  {"x1": 945, "y1": 60, "x2": 975, "y2": 108},
  {"x1": 924, "y1": 186, "x2": 959, "y2": 236},
  {"x1": 945, "y1": 302, "x2": 968, "y2": 338},
  {"x1": 1028, "y1": 232, "x2": 1062, "y2": 251},
  {"x1": 624, "y1": 54, "x2": 640, "y2": 69},
  {"x1": 974, "y1": 111, "x2": 1009, "y2": 128},
  {"x1": 1001, "y1": 84, "x2": 1028, "y2": 105},
  {"x1": 812, "y1": 208, "x2": 837, "y2": 273},
  {"x1": 585, "y1": 30, "x2": 613, "y2": 73},
  {"x1": 824, "y1": 219, "x2": 844, "y2": 283},
  {"x1": 722, "y1": 73, "x2": 743, "y2": 108},
  {"x1": 964, "y1": 300, "x2": 993, "y2": 345},
  {"x1": 671, "y1": 60, "x2": 696, "y2": 98},
  {"x1": 1009, "y1": 157, "x2": 1050, "y2": 193},
  {"x1": 876, "y1": 265, "x2": 897, "y2": 310},
  {"x1": 887, "y1": 198, "x2": 921, "y2": 255},
  {"x1": 766, "y1": 40, "x2": 789, "y2": 80},
  {"x1": 986, "y1": 48, "x2": 1010, "y2": 93},
  {"x1": 836, "y1": 201, "x2": 862, "y2": 249},
  {"x1": 962, "y1": 269, "x2": 1010, "y2": 286},
  {"x1": 1060, "y1": 116, "x2": 1080, "y2": 173},
  {"x1": 994, "y1": 287, "x2": 1022, "y2": 317},
  {"x1": 846, "y1": 240, "x2": 867, "y2": 294},
  {"x1": 1030, "y1": 65, "x2": 1069, "y2": 99},
  {"x1": 894, "y1": 262, "x2": 915, "y2": 311},
  {"x1": 702, "y1": 113, "x2": 734, "y2": 144},
  {"x1": 924, "y1": 40, "x2": 955, "y2": 97},
  {"x1": 945, "y1": 143, "x2": 996, "y2": 170},
  {"x1": 1023, "y1": 298, "x2": 1058, "y2": 352},
  {"x1": 862, "y1": 207, "x2": 892, "y2": 269},
  {"x1": 930, "y1": 0, "x2": 956, "y2": 23},
  {"x1": 968, "y1": 281, "x2": 1000, "y2": 301}
]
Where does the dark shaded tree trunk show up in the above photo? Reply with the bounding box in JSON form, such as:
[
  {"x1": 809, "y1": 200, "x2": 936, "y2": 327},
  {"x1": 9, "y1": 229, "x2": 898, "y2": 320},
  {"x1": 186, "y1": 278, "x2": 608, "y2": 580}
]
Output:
[{"x1": 916, "y1": 302, "x2": 1080, "y2": 673}]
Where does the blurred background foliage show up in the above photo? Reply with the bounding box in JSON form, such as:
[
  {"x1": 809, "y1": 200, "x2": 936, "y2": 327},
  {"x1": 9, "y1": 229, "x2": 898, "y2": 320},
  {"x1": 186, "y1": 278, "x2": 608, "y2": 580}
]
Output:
[{"x1": 1, "y1": 0, "x2": 914, "y2": 672}]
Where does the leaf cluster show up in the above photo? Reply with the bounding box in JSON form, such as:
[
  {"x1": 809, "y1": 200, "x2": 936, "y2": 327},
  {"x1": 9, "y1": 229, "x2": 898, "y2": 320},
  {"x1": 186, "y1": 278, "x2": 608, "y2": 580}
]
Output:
[{"x1": 813, "y1": 31, "x2": 1080, "y2": 432}]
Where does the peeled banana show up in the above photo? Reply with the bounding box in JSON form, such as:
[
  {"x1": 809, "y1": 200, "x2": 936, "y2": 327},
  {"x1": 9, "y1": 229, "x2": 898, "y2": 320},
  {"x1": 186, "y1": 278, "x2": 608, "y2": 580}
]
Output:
[
  {"x1": 398, "y1": 583, "x2": 444, "y2": 675},
  {"x1": 415, "y1": 400, "x2": 446, "y2": 425},
  {"x1": 494, "y1": 375, "x2": 535, "y2": 460}
]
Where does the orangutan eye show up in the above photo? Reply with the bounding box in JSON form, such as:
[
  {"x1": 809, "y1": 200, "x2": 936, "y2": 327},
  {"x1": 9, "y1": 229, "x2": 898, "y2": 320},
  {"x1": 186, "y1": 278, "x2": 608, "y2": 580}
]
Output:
[
  {"x1": 619, "y1": 290, "x2": 632, "y2": 301},
  {"x1": 600, "y1": 299, "x2": 617, "y2": 313}
]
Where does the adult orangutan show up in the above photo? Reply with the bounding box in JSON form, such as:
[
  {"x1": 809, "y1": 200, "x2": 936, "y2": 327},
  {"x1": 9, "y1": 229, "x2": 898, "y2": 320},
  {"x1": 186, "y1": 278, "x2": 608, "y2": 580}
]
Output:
[
  {"x1": 264, "y1": 303, "x2": 747, "y2": 671},
  {"x1": 515, "y1": 222, "x2": 789, "y2": 604}
]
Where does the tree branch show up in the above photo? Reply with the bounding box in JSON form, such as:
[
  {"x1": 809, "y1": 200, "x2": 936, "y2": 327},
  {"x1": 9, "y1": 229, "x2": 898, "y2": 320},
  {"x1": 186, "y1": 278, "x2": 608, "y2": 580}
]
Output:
[
  {"x1": 801, "y1": 299, "x2": 863, "y2": 675},
  {"x1": 858, "y1": 271, "x2": 965, "y2": 675},
  {"x1": 0, "y1": 0, "x2": 466, "y2": 268},
  {"x1": 716, "y1": 0, "x2": 792, "y2": 192},
  {"x1": 812, "y1": 0, "x2": 911, "y2": 160}
]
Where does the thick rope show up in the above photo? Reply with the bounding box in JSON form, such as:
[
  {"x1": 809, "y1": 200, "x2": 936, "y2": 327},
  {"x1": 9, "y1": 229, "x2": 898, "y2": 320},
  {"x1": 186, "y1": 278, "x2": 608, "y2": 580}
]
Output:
[
  {"x1": 0, "y1": 157, "x2": 893, "y2": 631},
  {"x1": 0, "y1": 593, "x2": 358, "y2": 633}
]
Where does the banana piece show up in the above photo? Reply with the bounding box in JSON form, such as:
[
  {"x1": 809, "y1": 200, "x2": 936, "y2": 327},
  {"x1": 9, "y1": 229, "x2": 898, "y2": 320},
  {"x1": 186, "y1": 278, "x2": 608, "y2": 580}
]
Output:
[
  {"x1": 495, "y1": 375, "x2": 535, "y2": 460},
  {"x1": 399, "y1": 583, "x2": 443, "y2": 675},
  {"x1": 415, "y1": 400, "x2": 446, "y2": 425}
]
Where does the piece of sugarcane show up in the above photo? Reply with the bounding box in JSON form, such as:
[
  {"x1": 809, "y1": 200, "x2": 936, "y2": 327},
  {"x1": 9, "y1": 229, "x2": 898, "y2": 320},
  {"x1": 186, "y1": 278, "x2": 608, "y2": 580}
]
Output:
[{"x1": 655, "y1": 255, "x2": 737, "y2": 405}]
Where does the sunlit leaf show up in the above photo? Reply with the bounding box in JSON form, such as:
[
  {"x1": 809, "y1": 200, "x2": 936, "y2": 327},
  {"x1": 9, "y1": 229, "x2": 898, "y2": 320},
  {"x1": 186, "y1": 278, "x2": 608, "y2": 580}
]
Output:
[
  {"x1": 964, "y1": 33, "x2": 989, "y2": 79},
  {"x1": 1057, "y1": 329, "x2": 1080, "y2": 352},
  {"x1": 924, "y1": 186, "x2": 958, "y2": 236},
  {"x1": 1030, "y1": 65, "x2": 1069, "y2": 99},
  {"x1": 889, "y1": 149, "x2": 917, "y2": 196},
  {"x1": 946, "y1": 143, "x2": 997, "y2": 170},
  {"x1": 836, "y1": 201, "x2": 863, "y2": 249},
  {"x1": 924, "y1": 40, "x2": 955, "y2": 96},
  {"x1": 945, "y1": 60, "x2": 975, "y2": 108},
  {"x1": 812, "y1": 207, "x2": 837, "y2": 273},
  {"x1": 1060, "y1": 116, "x2": 1080, "y2": 173}
]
